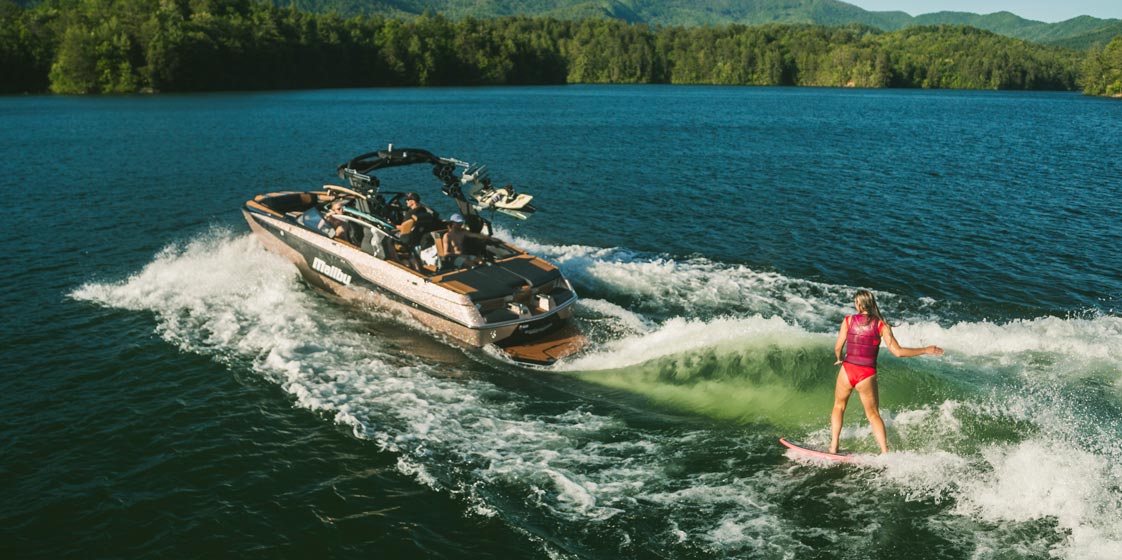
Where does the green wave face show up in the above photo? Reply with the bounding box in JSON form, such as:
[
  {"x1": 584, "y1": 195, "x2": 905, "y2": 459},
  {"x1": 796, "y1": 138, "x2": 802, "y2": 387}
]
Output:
[{"x1": 572, "y1": 334, "x2": 965, "y2": 430}]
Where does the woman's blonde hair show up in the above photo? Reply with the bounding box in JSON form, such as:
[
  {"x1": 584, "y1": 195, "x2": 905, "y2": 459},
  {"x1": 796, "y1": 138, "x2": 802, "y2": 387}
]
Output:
[{"x1": 854, "y1": 289, "x2": 884, "y2": 325}]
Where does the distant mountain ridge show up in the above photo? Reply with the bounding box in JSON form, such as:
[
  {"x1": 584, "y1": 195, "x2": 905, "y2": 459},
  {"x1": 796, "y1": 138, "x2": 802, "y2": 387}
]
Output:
[{"x1": 265, "y1": 0, "x2": 1122, "y2": 50}]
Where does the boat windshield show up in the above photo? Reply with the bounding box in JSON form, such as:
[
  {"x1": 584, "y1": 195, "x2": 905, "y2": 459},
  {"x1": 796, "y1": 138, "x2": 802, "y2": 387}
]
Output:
[{"x1": 300, "y1": 207, "x2": 333, "y2": 235}]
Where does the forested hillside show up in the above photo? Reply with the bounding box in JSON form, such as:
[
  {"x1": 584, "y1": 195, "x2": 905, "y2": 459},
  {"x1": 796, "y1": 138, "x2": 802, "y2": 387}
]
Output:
[
  {"x1": 2, "y1": 0, "x2": 1115, "y2": 96},
  {"x1": 1083, "y1": 37, "x2": 1122, "y2": 96},
  {"x1": 908, "y1": 12, "x2": 1122, "y2": 49},
  {"x1": 254, "y1": 0, "x2": 1122, "y2": 50}
]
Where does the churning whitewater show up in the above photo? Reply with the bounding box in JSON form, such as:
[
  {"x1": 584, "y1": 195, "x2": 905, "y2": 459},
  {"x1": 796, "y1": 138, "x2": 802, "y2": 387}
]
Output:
[{"x1": 72, "y1": 228, "x2": 1122, "y2": 559}]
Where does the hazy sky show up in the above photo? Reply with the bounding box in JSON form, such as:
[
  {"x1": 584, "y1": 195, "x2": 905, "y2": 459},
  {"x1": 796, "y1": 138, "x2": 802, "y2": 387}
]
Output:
[{"x1": 844, "y1": 1, "x2": 1122, "y2": 22}]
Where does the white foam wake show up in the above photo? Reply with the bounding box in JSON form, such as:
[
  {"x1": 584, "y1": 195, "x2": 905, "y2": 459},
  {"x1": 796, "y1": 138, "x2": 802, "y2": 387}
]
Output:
[
  {"x1": 502, "y1": 227, "x2": 855, "y2": 330},
  {"x1": 557, "y1": 309, "x2": 1122, "y2": 387},
  {"x1": 505, "y1": 227, "x2": 1122, "y2": 381},
  {"x1": 69, "y1": 229, "x2": 810, "y2": 554},
  {"x1": 70, "y1": 228, "x2": 1122, "y2": 559},
  {"x1": 875, "y1": 400, "x2": 1122, "y2": 560}
]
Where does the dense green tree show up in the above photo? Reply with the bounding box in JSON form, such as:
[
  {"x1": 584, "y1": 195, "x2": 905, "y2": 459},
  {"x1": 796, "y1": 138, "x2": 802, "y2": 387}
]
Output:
[
  {"x1": 1082, "y1": 36, "x2": 1122, "y2": 97},
  {"x1": 254, "y1": 0, "x2": 1122, "y2": 52},
  {"x1": 0, "y1": 0, "x2": 56, "y2": 93},
  {"x1": 0, "y1": 1, "x2": 1089, "y2": 95}
]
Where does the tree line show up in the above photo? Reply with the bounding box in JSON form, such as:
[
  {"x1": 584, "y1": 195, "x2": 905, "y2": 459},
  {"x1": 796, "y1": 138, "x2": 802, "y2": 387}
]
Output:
[
  {"x1": 1082, "y1": 37, "x2": 1122, "y2": 97},
  {"x1": 1, "y1": 0, "x2": 1117, "y2": 96}
]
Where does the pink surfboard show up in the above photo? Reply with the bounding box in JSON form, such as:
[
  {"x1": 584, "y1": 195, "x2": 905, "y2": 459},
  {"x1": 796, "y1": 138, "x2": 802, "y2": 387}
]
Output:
[{"x1": 779, "y1": 437, "x2": 854, "y2": 462}]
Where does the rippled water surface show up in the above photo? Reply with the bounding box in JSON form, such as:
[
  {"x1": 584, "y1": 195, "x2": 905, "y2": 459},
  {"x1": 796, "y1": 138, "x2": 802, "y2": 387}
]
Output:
[{"x1": 3, "y1": 86, "x2": 1122, "y2": 559}]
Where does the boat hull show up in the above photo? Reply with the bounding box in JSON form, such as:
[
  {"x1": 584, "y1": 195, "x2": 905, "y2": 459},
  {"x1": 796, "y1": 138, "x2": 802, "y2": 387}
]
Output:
[{"x1": 243, "y1": 207, "x2": 584, "y2": 364}]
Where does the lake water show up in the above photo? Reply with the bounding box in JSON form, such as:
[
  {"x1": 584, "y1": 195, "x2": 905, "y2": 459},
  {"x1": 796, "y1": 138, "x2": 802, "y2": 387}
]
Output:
[{"x1": 3, "y1": 85, "x2": 1122, "y2": 559}]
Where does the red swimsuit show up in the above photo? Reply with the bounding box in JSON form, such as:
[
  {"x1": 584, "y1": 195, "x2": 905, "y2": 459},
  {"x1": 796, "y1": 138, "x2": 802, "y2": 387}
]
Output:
[{"x1": 842, "y1": 314, "x2": 882, "y2": 388}]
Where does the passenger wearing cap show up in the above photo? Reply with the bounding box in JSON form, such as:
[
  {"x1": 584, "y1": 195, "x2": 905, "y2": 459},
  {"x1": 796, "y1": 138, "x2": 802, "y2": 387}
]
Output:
[
  {"x1": 397, "y1": 192, "x2": 439, "y2": 238},
  {"x1": 440, "y1": 213, "x2": 490, "y2": 269}
]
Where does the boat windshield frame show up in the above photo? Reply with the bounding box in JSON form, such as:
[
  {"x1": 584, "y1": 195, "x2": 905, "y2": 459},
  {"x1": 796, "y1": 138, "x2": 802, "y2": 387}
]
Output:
[{"x1": 336, "y1": 146, "x2": 492, "y2": 223}]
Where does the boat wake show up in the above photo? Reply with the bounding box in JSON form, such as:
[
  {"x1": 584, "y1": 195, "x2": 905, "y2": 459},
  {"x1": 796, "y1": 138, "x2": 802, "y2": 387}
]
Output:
[{"x1": 71, "y1": 227, "x2": 1122, "y2": 559}]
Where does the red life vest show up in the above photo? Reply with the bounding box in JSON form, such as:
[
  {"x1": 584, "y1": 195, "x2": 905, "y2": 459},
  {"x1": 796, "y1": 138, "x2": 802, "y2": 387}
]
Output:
[{"x1": 844, "y1": 314, "x2": 882, "y2": 367}]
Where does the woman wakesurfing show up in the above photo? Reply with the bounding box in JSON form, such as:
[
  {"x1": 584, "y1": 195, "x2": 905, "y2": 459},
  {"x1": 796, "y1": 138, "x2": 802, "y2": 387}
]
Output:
[{"x1": 830, "y1": 289, "x2": 944, "y2": 454}]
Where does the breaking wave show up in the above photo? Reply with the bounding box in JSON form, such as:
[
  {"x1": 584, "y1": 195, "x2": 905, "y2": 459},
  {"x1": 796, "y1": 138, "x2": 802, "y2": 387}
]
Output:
[{"x1": 72, "y1": 228, "x2": 1122, "y2": 559}]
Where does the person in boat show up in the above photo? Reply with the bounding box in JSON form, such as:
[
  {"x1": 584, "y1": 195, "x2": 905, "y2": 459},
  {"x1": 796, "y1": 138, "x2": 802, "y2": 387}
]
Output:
[
  {"x1": 396, "y1": 192, "x2": 439, "y2": 269},
  {"x1": 440, "y1": 213, "x2": 490, "y2": 269},
  {"x1": 829, "y1": 289, "x2": 943, "y2": 454},
  {"x1": 318, "y1": 198, "x2": 349, "y2": 240}
]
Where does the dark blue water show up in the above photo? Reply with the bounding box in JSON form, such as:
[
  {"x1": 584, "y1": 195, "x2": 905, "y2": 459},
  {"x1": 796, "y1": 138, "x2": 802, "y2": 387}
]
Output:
[{"x1": 3, "y1": 86, "x2": 1122, "y2": 559}]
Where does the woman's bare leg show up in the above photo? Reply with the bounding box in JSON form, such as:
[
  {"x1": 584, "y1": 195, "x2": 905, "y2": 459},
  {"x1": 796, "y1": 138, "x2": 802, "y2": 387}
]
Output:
[
  {"x1": 854, "y1": 376, "x2": 888, "y2": 453},
  {"x1": 829, "y1": 367, "x2": 852, "y2": 454}
]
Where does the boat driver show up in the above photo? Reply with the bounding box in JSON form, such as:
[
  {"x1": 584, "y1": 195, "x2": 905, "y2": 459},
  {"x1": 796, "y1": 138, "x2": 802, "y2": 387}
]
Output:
[{"x1": 397, "y1": 192, "x2": 439, "y2": 268}]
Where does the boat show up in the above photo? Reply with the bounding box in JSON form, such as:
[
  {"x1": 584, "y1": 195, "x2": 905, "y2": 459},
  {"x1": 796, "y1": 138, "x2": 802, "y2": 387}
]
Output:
[{"x1": 241, "y1": 146, "x2": 586, "y2": 365}]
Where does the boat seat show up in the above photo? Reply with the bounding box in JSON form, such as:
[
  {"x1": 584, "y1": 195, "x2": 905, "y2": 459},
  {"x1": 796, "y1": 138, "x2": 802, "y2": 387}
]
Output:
[
  {"x1": 418, "y1": 233, "x2": 443, "y2": 270},
  {"x1": 430, "y1": 231, "x2": 445, "y2": 255}
]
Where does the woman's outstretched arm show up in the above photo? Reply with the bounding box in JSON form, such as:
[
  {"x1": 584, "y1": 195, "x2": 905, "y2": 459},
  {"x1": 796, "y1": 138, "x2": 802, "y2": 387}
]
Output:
[{"x1": 881, "y1": 323, "x2": 943, "y2": 358}]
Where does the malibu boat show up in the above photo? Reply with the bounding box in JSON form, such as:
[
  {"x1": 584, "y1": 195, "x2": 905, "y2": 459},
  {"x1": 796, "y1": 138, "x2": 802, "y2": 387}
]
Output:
[{"x1": 241, "y1": 147, "x2": 585, "y2": 365}]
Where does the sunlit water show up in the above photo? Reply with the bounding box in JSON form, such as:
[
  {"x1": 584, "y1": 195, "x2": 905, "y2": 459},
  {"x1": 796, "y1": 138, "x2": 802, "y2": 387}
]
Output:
[{"x1": 3, "y1": 86, "x2": 1121, "y2": 559}]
